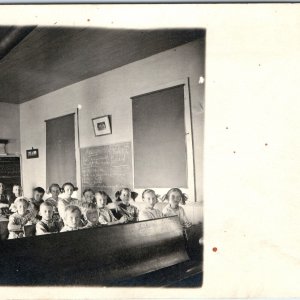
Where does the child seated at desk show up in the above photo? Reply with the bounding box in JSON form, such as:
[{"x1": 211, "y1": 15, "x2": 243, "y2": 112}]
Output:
[
  {"x1": 162, "y1": 188, "x2": 192, "y2": 229},
  {"x1": 36, "y1": 202, "x2": 60, "y2": 235},
  {"x1": 83, "y1": 208, "x2": 101, "y2": 229},
  {"x1": 45, "y1": 183, "x2": 61, "y2": 222},
  {"x1": 57, "y1": 182, "x2": 78, "y2": 220},
  {"x1": 30, "y1": 187, "x2": 45, "y2": 212},
  {"x1": 96, "y1": 191, "x2": 127, "y2": 225},
  {"x1": 60, "y1": 205, "x2": 83, "y2": 232},
  {"x1": 118, "y1": 188, "x2": 139, "y2": 222},
  {"x1": 8, "y1": 197, "x2": 38, "y2": 239},
  {"x1": 7, "y1": 184, "x2": 23, "y2": 206},
  {"x1": 139, "y1": 189, "x2": 163, "y2": 221},
  {"x1": 46, "y1": 183, "x2": 62, "y2": 208},
  {"x1": 78, "y1": 189, "x2": 96, "y2": 211}
]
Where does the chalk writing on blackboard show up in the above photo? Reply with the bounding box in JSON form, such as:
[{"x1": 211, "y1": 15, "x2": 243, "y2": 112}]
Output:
[
  {"x1": 0, "y1": 157, "x2": 21, "y2": 190},
  {"x1": 80, "y1": 142, "x2": 133, "y2": 199}
]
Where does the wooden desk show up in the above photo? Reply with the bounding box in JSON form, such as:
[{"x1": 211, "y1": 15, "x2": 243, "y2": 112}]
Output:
[
  {"x1": 0, "y1": 219, "x2": 9, "y2": 240},
  {"x1": 0, "y1": 216, "x2": 191, "y2": 286}
]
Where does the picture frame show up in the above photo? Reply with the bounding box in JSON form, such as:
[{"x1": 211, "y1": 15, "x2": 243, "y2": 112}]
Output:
[
  {"x1": 26, "y1": 148, "x2": 39, "y2": 159},
  {"x1": 92, "y1": 115, "x2": 112, "y2": 136}
]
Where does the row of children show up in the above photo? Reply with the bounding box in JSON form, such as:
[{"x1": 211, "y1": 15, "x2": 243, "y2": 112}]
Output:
[{"x1": 0, "y1": 182, "x2": 192, "y2": 239}]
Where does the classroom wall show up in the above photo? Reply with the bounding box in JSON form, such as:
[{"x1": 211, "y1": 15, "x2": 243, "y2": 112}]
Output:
[
  {"x1": 0, "y1": 102, "x2": 20, "y2": 155},
  {"x1": 19, "y1": 39, "x2": 205, "y2": 223}
]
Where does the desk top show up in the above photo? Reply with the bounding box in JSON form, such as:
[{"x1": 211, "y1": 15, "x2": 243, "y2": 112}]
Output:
[{"x1": 0, "y1": 216, "x2": 191, "y2": 286}]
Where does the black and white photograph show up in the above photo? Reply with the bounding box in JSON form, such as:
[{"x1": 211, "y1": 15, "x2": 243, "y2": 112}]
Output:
[
  {"x1": 0, "y1": 4, "x2": 300, "y2": 300},
  {"x1": 97, "y1": 121, "x2": 106, "y2": 131},
  {"x1": 0, "y1": 23, "x2": 205, "y2": 287}
]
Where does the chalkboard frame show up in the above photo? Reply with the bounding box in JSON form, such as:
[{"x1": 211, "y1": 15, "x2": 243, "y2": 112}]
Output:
[{"x1": 130, "y1": 78, "x2": 196, "y2": 202}]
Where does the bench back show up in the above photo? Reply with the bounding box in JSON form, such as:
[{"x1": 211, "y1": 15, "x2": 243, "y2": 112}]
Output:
[{"x1": 0, "y1": 216, "x2": 189, "y2": 285}]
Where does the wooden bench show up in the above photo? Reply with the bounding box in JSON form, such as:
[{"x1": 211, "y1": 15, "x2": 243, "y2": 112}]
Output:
[{"x1": 0, "y1": 216, "x2": 193, "y2": 285}]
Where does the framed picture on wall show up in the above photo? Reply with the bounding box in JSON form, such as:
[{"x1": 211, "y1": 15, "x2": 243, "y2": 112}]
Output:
[
  {"x1": 26, "y1": 148, "x2": 39, "y2": 159},
  {"x1": 92, "y1": 115, "x2": 112, "y2": 136}
]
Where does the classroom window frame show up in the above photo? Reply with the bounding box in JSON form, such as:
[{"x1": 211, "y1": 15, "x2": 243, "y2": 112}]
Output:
[
  {"x1": 130, "y1": 77, "x2": 196, "y2": 203},
  {"x1": 44, "y1": 110, "x2": 81, "y2": 197}
]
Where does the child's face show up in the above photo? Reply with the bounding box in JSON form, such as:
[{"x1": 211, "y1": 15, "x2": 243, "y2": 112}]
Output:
[
  {"x1": 84, "y1": 191, "x2": 94, "y2": 203},
  {"x1": 65, "y1": 211, "x2": 81, "y2": 228},
  {"x1": 40, "y1": 205, "x2": 53, "y2": 221},
  {"x1": 50, "y1": 186, "x2": 60, "y2": 198},
  {"x1": 95, "y1": 194, "x2": 106, "y2": 208},
  {"x1": 64, "y1": 185, "x2": 74, "y2": 197},
  {"x1": 169, "y1": 191, "x2": 181, "y2": 209},
  {"x1": 86, "y1": 210, "x2": 98, "y2": 225},
  {"x1": 0, "y1": 183, "x2": 4, "y2": 194},
  {"x1": 33, "y1": 191, "x2": 44, "y2": 201},
  {"x1": 13, "y1": 185, "x2": 22, "y2": 197},
  {"x1": 17, "y1": 202, "x2": 28, "y2": 216},
  {"x1": 120, "y1": 190, "x2": 130, "y2": 205},
  {"x1": 143, "y1": 192, "x2": 157, "y2": 208}
]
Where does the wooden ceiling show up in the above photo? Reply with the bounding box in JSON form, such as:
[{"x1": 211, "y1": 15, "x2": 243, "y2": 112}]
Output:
[{"x1": 0, "y1": 27, "x2": 204, "y2": 104}]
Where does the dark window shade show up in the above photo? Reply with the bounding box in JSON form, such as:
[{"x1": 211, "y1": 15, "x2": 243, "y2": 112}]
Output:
[
  {"x1": 132, "y1": 85, "x2": 187, "y2": 188},
  {"x1": 46, "y1": 113, "x2": 76, "y2": 188}
]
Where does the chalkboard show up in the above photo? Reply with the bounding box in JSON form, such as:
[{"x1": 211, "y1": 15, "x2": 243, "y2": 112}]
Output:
[
  {"x1": 80, "y1": 142, "x2": 133, "y2": 198},
  {"x1": 0, "y1": 156, "x2": 21, "y2": 191}
]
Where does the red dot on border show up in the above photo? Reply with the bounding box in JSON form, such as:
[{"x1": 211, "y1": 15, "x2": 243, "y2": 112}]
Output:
[{"x1": 212, "y1": 247, "x2": 218, "y2": 252}]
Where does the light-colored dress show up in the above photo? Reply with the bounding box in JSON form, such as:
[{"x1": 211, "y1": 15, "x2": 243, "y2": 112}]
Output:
[
  {"x1": 162, "y1": 204, "x2": 191, "y2": 228},
  {"x1": 36, "y1": 219, "x2": 60, "y2": 235},
  {"x1": 139, "y1": 207, "x2": 163, "y2": 221},
  {"x1": 8, "y1": 211, "x2": 38, "y2": 239},
  {"x1": 98, "y1": 207, "x2": 118, "y2": 224}
]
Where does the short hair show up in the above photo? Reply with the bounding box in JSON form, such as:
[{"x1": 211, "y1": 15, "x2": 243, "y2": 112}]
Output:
[
  {"x1": 40, "y1": 201, "x2": 54, "y2": 211},
  {"x1": 64, "y1": 205, "x2": 81, "y2": 216},
  {"x1": 165, "y1": 188, "x2": 188, "y2": 205},
  {"x1": 61, "y1": 182, "x2": 78, "y2": 192},
  {"x1": 14, "y1": 197, "x2": 30, "y2": 208},
  {"x1": 48, "y1": 183, "x2": 61, "y2": 193},
  {"x1": 33, "y1": 187, "x2": 45, "y2": 194},
  {"x1": 142, "y1": 189, "x2": 156, "y2": 198},
  {"x1": 83, "y1": 188, "x2": 94, "y2": 196}
]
